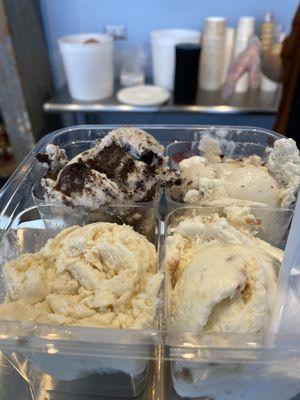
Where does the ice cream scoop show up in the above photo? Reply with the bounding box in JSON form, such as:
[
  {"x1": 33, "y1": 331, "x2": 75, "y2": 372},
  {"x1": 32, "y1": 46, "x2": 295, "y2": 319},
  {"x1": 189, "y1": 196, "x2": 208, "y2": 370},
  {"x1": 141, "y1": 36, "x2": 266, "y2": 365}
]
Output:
[
  {"x1": 175, "y1": 136, "x2": 300, "y2": 207},
  {"x1": 224, "y1": 165, "x2": 280, "y2": 206},
  {"x1": 166, "y1": 208, "x2": 300, "y2": 400},
  {"x1": 0, "y1": 222, "x2": 163, "y2": 329},
  {"x1": 165, "y1": 209, "x2": 283, "y2": 333},
  {"x1": 37, "y1": 127, "x2": 179, "y2": 208}
]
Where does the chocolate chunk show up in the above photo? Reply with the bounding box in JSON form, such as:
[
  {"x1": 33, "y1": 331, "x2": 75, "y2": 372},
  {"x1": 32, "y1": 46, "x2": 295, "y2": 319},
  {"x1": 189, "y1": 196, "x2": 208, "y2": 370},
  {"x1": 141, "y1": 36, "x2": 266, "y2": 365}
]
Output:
[
  {"x1": 44, "y1": 169, "x2": 60, "y2": 181},
  {"x1": 139, "y1": 186, "x2": 156, "y2": 202},
  {"x1": 36, "y1": 153, "x2": 51, "y2": 165},
  {"x1": 165, "y1": 175, "x2": 182, "y2": 187},
  {"x1": 55, "y1": 162, "x2": 93, "y2": 196},
  {"x1": 86, "y1": 142, "x2": 135, "y2": 181},
  {"x1": 156, "y1": 156, "x2": 163, "y2": 166},
  {"x1": 140, "y1": 149, "x2": 156, "y2": 165},
  {"x1": 144, "y1": 164, "x2": 156, "y2": 178},
  {"x1": 135, "y1": 180, "x2": 145, "y2": 192}
]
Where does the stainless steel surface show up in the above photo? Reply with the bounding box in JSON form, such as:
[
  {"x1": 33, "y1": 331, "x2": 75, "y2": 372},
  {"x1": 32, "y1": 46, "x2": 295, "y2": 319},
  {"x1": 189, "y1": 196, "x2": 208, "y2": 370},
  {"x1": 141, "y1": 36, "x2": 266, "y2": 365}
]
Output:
[{"x1": 44, "y1": 85, "x2": 281, "y2": 114}]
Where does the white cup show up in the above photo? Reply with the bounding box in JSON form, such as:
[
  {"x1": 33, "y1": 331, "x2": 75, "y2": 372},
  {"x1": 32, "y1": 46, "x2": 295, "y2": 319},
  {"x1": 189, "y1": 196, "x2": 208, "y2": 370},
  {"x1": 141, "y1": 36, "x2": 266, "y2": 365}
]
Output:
[
  {"x1": 58, "y1": 33, "x2": 114, "y2": 101},
  {"x1": 236, "y1": 16, "x2": 255, "y2": 36},
  {"x1": 151, "y1": 29, "x2": 201, "y2": 91},
  {"x1": 199, "y1": 17, "x2": 227, "y2": 91}
]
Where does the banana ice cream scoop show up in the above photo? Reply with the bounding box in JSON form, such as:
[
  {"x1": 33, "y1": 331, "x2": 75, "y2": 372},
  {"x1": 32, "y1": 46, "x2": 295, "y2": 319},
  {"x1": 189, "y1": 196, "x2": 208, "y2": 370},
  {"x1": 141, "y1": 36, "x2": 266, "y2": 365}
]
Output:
[
  {"x1": 176, "y1": 137, "x2": 300, "y2": 207},
  {"x1": 165, "y1": 209, "x2": 283, "y2": 333},
  {"x1": 0, "y1": 222, "x2": 163, "y2": 329},
  {"x1": 37, "y1": 127, "x2": 179, "y2": 208}
]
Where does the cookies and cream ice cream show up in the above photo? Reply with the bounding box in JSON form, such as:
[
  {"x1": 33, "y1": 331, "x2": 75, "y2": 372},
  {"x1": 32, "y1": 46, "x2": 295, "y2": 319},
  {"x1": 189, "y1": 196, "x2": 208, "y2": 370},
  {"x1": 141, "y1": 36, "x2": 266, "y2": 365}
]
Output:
[
  {"x1": 0, "y1": 222, "x2": 163, "y2": 329},
  {"x1": 165, "y1": 208, "x2": 283, "y2": 333},
  {"x1": 174, "y1": 136, "x2": 300, "y2": 207},
  {"x1": 36, "y1": 127, "x2": 179, "y2": 208}
]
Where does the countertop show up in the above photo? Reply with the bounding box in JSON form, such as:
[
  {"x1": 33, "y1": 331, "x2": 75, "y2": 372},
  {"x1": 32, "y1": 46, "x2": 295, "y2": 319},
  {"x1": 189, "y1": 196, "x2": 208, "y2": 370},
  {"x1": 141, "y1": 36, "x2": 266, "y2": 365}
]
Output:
[{"x1": 43, "y1": 85, "x2": 281, "y2": 114}]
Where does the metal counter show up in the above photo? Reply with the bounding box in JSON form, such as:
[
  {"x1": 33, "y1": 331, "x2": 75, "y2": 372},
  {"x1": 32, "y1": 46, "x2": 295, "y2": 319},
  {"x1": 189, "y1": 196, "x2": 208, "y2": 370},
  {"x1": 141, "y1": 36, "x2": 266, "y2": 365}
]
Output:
[{"x1": 43, "y1": 85, "x2": 281, "y2": 114}]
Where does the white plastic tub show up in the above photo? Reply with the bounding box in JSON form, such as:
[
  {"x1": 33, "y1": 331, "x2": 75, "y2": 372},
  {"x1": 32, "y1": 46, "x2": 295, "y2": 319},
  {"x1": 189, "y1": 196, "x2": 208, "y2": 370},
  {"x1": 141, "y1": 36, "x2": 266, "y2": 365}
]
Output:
[{"x1": 58, "y1": 33, "x2": 114, "y2": 101}]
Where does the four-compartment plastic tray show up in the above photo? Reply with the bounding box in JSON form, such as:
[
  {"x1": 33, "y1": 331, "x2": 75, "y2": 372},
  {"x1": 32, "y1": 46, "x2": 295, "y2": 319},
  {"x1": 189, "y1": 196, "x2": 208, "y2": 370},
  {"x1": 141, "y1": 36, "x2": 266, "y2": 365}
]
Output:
[{"x1": 1, "y1": 125, "x2": 300, "y2": 400}]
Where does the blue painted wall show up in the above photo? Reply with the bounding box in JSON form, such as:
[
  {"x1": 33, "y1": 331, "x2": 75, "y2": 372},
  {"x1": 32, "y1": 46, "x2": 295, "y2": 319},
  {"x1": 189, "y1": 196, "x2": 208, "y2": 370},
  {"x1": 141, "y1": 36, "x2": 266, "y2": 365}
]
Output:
[{"x1": 40, "y1": 0, "x2": 299, "y2": 89}]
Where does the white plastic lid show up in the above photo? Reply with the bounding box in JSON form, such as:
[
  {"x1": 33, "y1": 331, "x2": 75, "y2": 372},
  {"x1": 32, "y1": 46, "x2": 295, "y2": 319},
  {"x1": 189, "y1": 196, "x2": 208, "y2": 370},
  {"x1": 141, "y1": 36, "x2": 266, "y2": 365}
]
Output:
[
  {"x1": 205, "y1": 16, "x2": 226, "y2": 22},
  {"x1": 150, "y1": 29, "x2": 200, "y2": 45},
  {"x1": 58, "y1": 33, "x2": 113, "y2": 51}
]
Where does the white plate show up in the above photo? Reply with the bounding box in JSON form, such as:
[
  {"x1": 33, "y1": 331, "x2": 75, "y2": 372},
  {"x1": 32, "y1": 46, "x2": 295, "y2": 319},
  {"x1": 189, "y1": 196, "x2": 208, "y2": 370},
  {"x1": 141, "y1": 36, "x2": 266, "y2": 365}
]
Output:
[{"x1": 117, "y1": 85, "x2": 170, "y2": 106}]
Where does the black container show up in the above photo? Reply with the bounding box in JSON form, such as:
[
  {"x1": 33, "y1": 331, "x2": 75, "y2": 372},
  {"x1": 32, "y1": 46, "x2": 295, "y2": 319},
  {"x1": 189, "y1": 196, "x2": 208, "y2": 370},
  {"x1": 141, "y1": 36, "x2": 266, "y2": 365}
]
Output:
[{"x1": 174, "y1": 43, "x2": 201, "y2": 104}]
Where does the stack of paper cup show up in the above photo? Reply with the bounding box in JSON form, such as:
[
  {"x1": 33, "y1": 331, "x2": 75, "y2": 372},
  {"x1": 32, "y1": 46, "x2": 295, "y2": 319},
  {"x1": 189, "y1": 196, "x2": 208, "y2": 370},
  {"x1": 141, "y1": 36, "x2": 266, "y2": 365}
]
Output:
[
  {"x1": 233, "y1": 17, "x2": 255, "y2": 93},
  {"x1": 261, "y1": 26, "x2": 284, "y2": 92},
  {"x1": 199, "y1": 17, "x2": 227, "y2": 91},
  {"x1": 260, "y1": 12, "x2": 275, "y2": 52},
  {"x1": 151, "y1": 29, "x2": 201, "y2": 91},
  {"x1": 58, "y1": 33, "x2": 114, "y2": 101}
]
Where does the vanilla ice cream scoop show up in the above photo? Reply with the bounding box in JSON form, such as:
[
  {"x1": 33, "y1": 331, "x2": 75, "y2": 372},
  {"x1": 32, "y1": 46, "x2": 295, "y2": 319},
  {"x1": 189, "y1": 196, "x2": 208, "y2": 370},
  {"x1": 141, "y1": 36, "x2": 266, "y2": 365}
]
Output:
[
  {"x1": 176, "y1": 136, "x2": 300, "y2": 207},
  {"x1": 165, "y1": 211, "x2": 283, "y2": 333},
  {"x1": 0, "y1": 222, "x2": 163, "y2": 329},
  {"x1": 224, "y1": 166, "x2": 280, "y2": 206}
]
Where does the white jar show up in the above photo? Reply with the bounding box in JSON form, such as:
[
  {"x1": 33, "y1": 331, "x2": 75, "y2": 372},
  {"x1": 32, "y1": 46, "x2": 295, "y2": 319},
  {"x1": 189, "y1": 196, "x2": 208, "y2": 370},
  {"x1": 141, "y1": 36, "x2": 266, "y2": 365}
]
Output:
[
  {"x1": 58, "y1": 33, "x2": 114, "y2": 101},
  {"x1": 199, "y1": 17, "x2": 227, "y2": 91},
  {"x1": 151, "y1": 29, "x2": 201, "y2": 91}
]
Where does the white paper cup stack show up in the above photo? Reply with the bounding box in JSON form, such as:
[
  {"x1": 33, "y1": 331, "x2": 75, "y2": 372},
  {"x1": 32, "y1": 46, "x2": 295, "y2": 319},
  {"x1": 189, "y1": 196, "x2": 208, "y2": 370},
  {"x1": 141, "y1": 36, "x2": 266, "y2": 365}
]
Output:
[{"x1": 199, "y1": 17, "x2": 227, "y2": 91}]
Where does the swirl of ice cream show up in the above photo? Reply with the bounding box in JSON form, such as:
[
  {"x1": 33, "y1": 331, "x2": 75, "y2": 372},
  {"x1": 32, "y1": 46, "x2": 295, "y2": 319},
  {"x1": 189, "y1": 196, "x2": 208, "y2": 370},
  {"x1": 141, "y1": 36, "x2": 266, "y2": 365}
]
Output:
[
  {"x1": 165, "y1": 209, "x2": 283, "y2": 333},
  {"x1": 0, "y1": 222, "x2": 163, "y2": 329},
  {"x1": 176, "y1": 135, "x2": 300, "y2": 207},
  {"x1": 36, "y1": 127, "x2": 179, "y2": 208}
]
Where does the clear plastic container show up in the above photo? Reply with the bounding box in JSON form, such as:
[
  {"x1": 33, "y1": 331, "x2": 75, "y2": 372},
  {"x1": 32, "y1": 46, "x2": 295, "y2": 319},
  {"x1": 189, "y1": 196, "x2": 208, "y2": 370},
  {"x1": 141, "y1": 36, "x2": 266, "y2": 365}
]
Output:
[
  {"x1": 0, "y1": 125, "x2": 300, "y2": 400},
  {"x1": 0, "y1": 124, "x2": 283, "y2": 227},
  {"x1": 0, "y1": 204, "x2": 161, "y2": 398},
  {"x1": 164, "y1": 206, "x2": 300, "y2": 400},
  {"x1": 165, "y1": 126, "x2": 286, "y2": 211}
]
